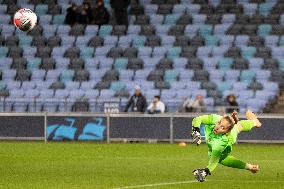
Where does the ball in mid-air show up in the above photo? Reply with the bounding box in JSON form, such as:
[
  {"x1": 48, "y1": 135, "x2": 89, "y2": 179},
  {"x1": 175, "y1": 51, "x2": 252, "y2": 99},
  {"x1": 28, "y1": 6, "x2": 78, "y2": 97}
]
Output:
[{"x1": 13, "y1": 8, "x2": 37, "y2": 32}]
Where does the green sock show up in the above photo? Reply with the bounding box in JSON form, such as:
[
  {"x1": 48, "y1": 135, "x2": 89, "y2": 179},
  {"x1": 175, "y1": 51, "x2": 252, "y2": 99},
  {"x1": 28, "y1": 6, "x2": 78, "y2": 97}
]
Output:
[{"x1": 220, "y1": 155, "x2": 246, "y2": 169}]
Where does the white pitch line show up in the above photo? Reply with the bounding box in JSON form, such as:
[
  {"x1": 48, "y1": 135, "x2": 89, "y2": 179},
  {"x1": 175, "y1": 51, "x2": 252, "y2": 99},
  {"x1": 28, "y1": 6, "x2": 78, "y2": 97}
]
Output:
[
  {"x1": 111, "y1": 180, "x2": 197, "y2": 189},
  {"x1": 111, "y1": 180, "x2": 284, "y2": 189}
]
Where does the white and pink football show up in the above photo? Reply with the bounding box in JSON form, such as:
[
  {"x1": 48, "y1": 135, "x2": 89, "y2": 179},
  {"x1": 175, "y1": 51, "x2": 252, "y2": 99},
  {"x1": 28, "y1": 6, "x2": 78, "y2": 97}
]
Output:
[{"x1": 13, "y1": 8, "x2": 37, "y2": 32}]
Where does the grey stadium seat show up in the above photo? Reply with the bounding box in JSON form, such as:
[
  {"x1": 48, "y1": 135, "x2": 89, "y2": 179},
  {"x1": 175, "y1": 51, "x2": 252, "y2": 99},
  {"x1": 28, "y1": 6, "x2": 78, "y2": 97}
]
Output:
[
  {"x1": 155, "y1": 81, "x2": 171, "y2": 89},
  {"x1": 255, "y1": 47, "x2": 271, "y2": 59},
  {"x1": 206, "y1": 14, "x2": 221, "y2": 24},
  {"x1": 271, "y1": 25, "x2": 284, "y2": 35},
  {"x1": 114, "y1": 89, "x2": 130, "y2": 98},
  {"x1": 69, "y1": 58, "x2": 85, "y2": 70},
  {"x1": 41, "y1": 58, "x2": 55, "y2": 70},
  {"x1": 202, "y1": 82, "x2": 217, "y2": 90},
  {"x1": 95, "y1": 81, "x2": 111, "y2": 90},
  {"x1": 248, "y1": 82, "x2": 263, "y2": 91},
  {"x1": 15, "y1": 70, "x2": 31, "y2": 81},
  {"x1": 127, "y1": 58, "x2": 144, "y2": 70},
  {"x1": 134, "y1": 15, "x2": 150, "y2": 25},
  {"x1": 207, "y1": 90, "x2": 222, "y2": 99},
  {"x1": 168, "y1": 25, "x2": 185, "y2": 36},
  {"x1": 226, "y1": 24, "x2": 242, "y2": 35},
  {"x1": 186, "y1": 58, "x2": 203, "y2": 70},
  {"x1": 129, "y1": 4, "x2": 144, "y2": 15},
  {"x1": 88, "y1": 36, "x2": 103, "y2": 47},
  {"x1": 190, "y1": 36, "x2": 204, "y2": 47},
  {"x1": 107, "y1": 47, "x2": 124, "y2": 58},
  {"x1": 232, "y1": 58, "x2": 249, "y2": 70},
  {"x1": 193, "y1": 70, "x2": 209, "y2": 81},
  {"x1": 64, "y1": 47, "x2": 80, "y2": 59},
  {"x1": 145, "y1": 36, "x2": 161, "y2": 47},
  {"x1": 123, "y1": 47, "x2": 138, "y2": 58},
  {"x1": 182, "y1": 46, "x2": 197, "y2": 58},
  {"x1": 174, "y1": 36, "x2": 190, "y2": 47},
  {"x1": 242, "y1": 24, "x2": 257, "y2": 35},
  {"x1": 157, "y1": 4, "x2": 173, "y2": 15},
  {"x1": 112, "y1": 25, "x2": 127, "y2": 36},
  {"x1": 156, "y1": 58, "x2": 173, "y2": 70},
  {"x1": 49, "y1": 81, "x2": 65, "y2": 90},
  {"x1": 262, "y1": 59, "x2": 278, "y2": 70},
  {"x1": 11, "y1": 58, "x2": 27, "y2": 70},
  {"x1": 9, "y1": 46, "x2": 23, "y2": 58},
  {"x1": 75, "y1": 70, "x2": 90, "y2": 82},
  {"x1": 147, "y1": 70, "x2": 164, "y2": 81},
  {"x1": 176, "y1": 14, "x2": 192, "y2": 25},
  {"x1": 28, "y1": 25, "x2": 43, "y2": 36},
  {"x1": 47, "y1": 36, "x2": 61, "y2": 47},
  {"x1": 248, "y1": 14, "x2": 264, "y2": 25},
  {"x1": 48, "y1": 4, "x2": 62, "y2": 15},
  {"x1": 5, "y1": 36, "x2": 18, "y2": 47},
  {"x1": 140, "y1": 25, "x2": 155, "y2": 36},
  {"x1": 102, "y1": 70, "x2": 119, "y2": 81},
  {"x1": 70, "y1": 24, "x2": 85, "y2": 36},
  {"x1": 36, "y1": 47, "x2": 51, "y2": 58},
  {"x1": 32, "y1": 36, "x2": 46, "y2": 47},
  {"x1": 248, "y1": 36, "x2": 263, "y2": 47},
  {"x1": 224, "y1": 47, "x2": 240, "y2": 58},
  {"x1": 235, "y1": 15, "x2": 249, "y2": 25}
]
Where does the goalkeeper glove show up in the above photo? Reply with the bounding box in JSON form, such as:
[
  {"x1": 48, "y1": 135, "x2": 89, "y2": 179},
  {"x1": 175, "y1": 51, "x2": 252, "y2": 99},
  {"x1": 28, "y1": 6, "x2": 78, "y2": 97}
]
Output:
[
  {"x1": 192, "y1": 168, "x2": 211, "y2": 182},
  {"x1": 191, "y1": 127, "x2": 201, "y2": 145}
]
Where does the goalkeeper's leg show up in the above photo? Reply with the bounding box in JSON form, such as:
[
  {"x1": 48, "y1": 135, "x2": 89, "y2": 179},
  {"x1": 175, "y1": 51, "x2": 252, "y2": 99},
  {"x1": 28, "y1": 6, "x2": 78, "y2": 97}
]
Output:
[{"x1": 220, "y1": 155, "x2": 260, "y2": 173}]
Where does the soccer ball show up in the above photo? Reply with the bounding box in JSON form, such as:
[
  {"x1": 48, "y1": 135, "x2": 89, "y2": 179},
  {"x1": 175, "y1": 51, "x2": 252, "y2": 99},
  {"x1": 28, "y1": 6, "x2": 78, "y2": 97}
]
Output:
[{"x1": 13, "y1": 8, "x2": 37, "y2": 32}]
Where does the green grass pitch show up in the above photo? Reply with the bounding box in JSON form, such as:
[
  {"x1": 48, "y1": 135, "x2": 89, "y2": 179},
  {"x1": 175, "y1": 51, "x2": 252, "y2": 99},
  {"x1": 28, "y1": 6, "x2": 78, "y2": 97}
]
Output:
[{"x1": 0, "y1": 142, "x2": 283, "y2": 189}]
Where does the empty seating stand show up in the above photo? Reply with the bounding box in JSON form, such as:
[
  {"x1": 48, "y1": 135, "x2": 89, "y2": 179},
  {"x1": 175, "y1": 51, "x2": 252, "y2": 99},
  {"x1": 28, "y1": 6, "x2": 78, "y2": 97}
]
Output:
[{"x1": 0, "y1": 0, "x2": 281, "y2": 113}]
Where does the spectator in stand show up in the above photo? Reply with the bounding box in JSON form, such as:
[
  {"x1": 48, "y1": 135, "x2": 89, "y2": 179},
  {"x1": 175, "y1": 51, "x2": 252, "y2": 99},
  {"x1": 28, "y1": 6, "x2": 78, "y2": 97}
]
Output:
[
  {"x1": 226, "y1": 94, "x2": 239, "y2": 113},
  {"x1": 110, "y1": 0, "x2": 130, "y2": 25},
  {"x1": 180, "y1": 95, "x2": 205, "y2": 112},
  {"x1": 92, "y1": 0, "x2": 110, "y2": 26},
  {"x1": 78, "y1": 1, "x2": 93, "y2": 24},
  {"x1": 147, "y1": 95, "x2": 165, "y2": 114},
  {"x1": 65, "y1": 3, "x2": 79, "y2": 25},
  {"x1": 124, "y1": 85, "x2": 147, "y2": 113}
]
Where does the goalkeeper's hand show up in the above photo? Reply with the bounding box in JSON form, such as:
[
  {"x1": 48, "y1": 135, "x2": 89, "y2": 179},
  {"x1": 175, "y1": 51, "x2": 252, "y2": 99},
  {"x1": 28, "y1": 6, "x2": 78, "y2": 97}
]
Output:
[
  {"x1": 191, "y1": 127, "x2": 201, "y2": 145},
  {"x1": 192, "y1": 168, "x2": 211, "y2": 182}
]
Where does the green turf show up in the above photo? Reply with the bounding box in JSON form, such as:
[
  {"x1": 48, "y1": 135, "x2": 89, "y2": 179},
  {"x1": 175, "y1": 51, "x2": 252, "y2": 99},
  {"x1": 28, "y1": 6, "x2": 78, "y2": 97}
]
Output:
[{"x1": 0, "y1": 142, "x2": 283, "y2": 189}]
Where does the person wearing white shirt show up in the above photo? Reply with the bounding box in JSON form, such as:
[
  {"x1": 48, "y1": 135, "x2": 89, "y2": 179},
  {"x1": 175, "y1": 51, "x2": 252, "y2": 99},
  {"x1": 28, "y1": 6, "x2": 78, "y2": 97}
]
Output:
[{"x1": 147, "y1": 96, "x2": 165, "y2": 114}]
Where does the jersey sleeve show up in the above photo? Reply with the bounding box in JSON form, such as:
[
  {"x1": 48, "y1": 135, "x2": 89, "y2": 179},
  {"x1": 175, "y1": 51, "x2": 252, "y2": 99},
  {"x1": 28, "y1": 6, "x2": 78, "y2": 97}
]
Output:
[
  {"x1": 239, "y1": 120, "x2": 255, "y2": 132},
  {"x1": 228, "y1": 125, "x2": 240, "y2": 144},
  {"x1": 228, "y1": 120, "x2": 255, "y2": 145},
  {"x1": 192, "y1": 114, "x2": 222, "y2": 128}
]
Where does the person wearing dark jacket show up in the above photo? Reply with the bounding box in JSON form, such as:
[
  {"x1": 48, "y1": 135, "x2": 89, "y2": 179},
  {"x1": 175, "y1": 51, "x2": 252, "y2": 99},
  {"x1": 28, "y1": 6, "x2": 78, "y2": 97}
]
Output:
[
  {"x1": 110, "y1": 0, "x2": 130, "y2": 25},
  {"x1": 124, "y1": 85, "x2": 147, "y2": 113},
  {"x1": 226, "y1": 94, "x2": 239, "y2": 113},
  {"x1": 78, "y1": 2, "x2": 93, "y2": 24},
  {"x1": 93, "y1": 0, "x2": 110, "y2": 26},
  {"x1": 65, "y1": 3, "x2": 79, "y2": 25}
]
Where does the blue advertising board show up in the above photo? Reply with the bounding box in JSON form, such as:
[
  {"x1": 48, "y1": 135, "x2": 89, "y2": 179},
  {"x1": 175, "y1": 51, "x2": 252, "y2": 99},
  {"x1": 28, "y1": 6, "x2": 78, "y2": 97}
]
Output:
[{"x1": 47, "y1": 116, "x2": 107, "y2": 141}]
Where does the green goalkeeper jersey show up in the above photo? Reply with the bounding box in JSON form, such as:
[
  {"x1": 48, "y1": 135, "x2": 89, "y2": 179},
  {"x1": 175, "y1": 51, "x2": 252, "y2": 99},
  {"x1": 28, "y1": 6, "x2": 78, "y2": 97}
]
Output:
[{"x1": 192, "y1": 114, "x2": 254, "y2": 172}]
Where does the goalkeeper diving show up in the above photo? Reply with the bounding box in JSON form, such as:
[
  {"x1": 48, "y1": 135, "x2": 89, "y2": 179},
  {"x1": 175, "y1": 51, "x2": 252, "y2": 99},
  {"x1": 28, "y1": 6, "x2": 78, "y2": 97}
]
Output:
[{"x1": 191, "y1": 110, "x2": 262, "y2": 182}]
